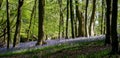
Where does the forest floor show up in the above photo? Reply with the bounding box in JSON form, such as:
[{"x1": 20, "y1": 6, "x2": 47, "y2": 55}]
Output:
[
  {"x1": 0, "y1": 39, "x2": 112, "y2": 58},
  {"x1": 0, "y1": 35, "x2": 120, "y2": 58},
  {"x1": 0, "y1": 35, "x2": 105, "y2": 54}
]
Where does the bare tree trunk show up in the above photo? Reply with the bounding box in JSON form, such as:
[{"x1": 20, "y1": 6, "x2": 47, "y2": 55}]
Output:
[
  {"x1": 36, "y1": 0, "x2": 45, "y2": 45},
  {"x1": 70, "y1": 0, "x2": 75, "y2": 38},
  {"x1": 75, "y1": 0, "x2": 85, "y2": 37},
  {"x1": 58, "y1": 19, "x2": 61, "y2": 38},
  {"x1": 58, "y1": 0, "x2": 61, "y2": 39},
  {"x1": 89, "y1": 0, "x2": 96, "y2": 36},
  {"x1": 65, "y1": 0, "x2": 70, "y2": 39},
  {"x1": 27, "y1": 0, "x2": 37, "y2": 41},
  {"x1": 111, "y1": 0, "x2": 119, "y2": 54},
  {"x1": 58, "y1": 0, "x2": 64, "y2": 38},
  {"x1": 3, "y1": 28, "x2": 6, "y2": 44},
  {"x1": 85, "y1": 0, "x2": 89, "y2": 37},
  {"x1": 74, "y1": 17, "x2": 78, "y2": 37},
  {"x1": 13, "y1": 0, "x2": 24, "y2": 47},
  {"x1": 105, "y1": 0, "x2": 111, "y2": 45},
  {"x1": 65, "y1": 0, "x2": 69, "y2": 39},
  {"x1": 6, "y1": 0, "x2": 11, "y2": 49},
  {"x1": 101, "y1": 0, "x2": 104, "y2": 34}
]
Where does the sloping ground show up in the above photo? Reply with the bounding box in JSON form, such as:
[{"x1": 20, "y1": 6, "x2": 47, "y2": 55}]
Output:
[
  {"x1": 0, "y1": 35, "x2": 106, "y2": 54},
  {"x1": 48, "y1": 45, "x2": 111, "y2": 58},
  {"x1": 1, "y1": 44, "x2": 111, "y2": 58}
]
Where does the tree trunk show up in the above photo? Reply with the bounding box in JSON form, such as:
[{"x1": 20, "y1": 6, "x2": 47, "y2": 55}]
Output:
[
  {"x1": 111, "y1": 0, "x2": 119, "y2": 54},
  {"x1": 58, "y1": 0, "x2": 64, "y2": 38},
  {"x1": 27, "y1": 0, "x2": 37, "y2": 41},
  {"x1": 105, "y1": 0, "x2": 111, "y2": 45},
  {"x1": 13, "y1": 0, "x2": 24, "y2": 47},
  {"x1": 6, "y1": 0, "x2": 11, "y2": 49},
  {"x1": 75, "y1": 0, "x2": 85, "y2": 37},
  {"x1": 36, "y1": 0, "x2": 45, "y2": 45},
  {"x1": 65, "y1": 0, "x2": 69, "y2": 39},
  {"x1": 70, "y1": 0, "x2": 75, "y2": 38},
  {"x1": 74, "y1": 17, "x2": 78, "y2": 37},
  {"x1": 85, "y1": 0, "x2": 89, "y2": 37},
  {"x1": 101, "y1": 0, "x2": 104, "y2": 34},
  {"x1": 3, "y1": 28, "x2": 6, "y2": 44},
  {"x1": 89, "y1": 0, "x2": 96, "y2": 36}
]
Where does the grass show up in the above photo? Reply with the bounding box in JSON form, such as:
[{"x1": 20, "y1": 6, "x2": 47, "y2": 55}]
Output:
[{"x1": 0, "y1": 40, "x2": 112, "y2": 58}]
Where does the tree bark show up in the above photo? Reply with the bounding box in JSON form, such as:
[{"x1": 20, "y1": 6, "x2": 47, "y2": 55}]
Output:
[
  {"x1": 85, "y1": 0, "x2": 89, "y2": 37},
  {"x1": 105, "y1": 0, "x2": 111, "y2": 45},
  {"x1": 6, "y1": 0, "x2": 10, "y2": 49},
  {"x1": 75, "y1": 0, "x2": 85, "y2": 37},
  {"x1": 27, "y1": 0, "x2": 37, "y2": 41},
  {"x1": 65, "y1": 0, "x2": 69, "y2": 39},
  {"x1": 89, "y1": 0, "x2": 96, "y2": 36},
  {"x1": 36, "y1": 0, "x2": 45, "y2": 45},
  {"x1": 70, "y1": 0, "x2": 75, "y2": 38},
  {"x1": 101, "y1": 0, "x2": 104, "y2": 34},
  {"x1": 58, "y1": 0, "x2": 64, "y2": 38},
  {"x1": 13, "y1": 0, "x2": 24, "y2": 47},
  {"x1": 111, "y1": 0, "x2": 119, "y2": 54}
]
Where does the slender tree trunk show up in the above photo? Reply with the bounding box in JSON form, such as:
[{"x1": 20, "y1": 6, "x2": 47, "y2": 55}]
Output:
[
  {"x1": 3, "y1": 28, "x2": 6, "y2": 44},
  {"x1": 58, "y1": 19, "x2": 61, "y2": 38},
  {"x1": 74, "y1": 0, "x2": 77, "y2": 37},
  {"x1": 13, "y1": 0, "x2": 24, "y2": 47},
  {"x1": 85, "y1": 0, "x2": 89, "y2": 37},
  {"x1": 58, "y1": 0, "x2": 64, "y2": 38},
  {"x1": 70, "y1": 0, "x2": 75, "y2": 38},
  {"x1": 111, "y1": 0, "x2": 119, "y2": 54},
  {"x1": 105, "y1": 0, "x2": 111, "y2": 45},
  {"x1": 27, "y1": 0, "x2": 37, "y2": 41},
  {"x1": 6, "y1": 0, "x2": 11, "y2": 49},
  {"x1": 74, "y1": 17, "x2": 78, "y2": 37},
  {"x1": 36, "y1": 0, "x2": 45, "y2": 45},
  {"x1": 65, "y1": 0, "x2": 69, "y2": 39},
  {"x1": 58, "y1": 0, "x2": 61, "y2": 39},
  {"x1": 89, "y1": 0, "x2": 96, "y2": 36},
  {"x1": 101, "y1": 0, "x2": 104, "y2": 34}
]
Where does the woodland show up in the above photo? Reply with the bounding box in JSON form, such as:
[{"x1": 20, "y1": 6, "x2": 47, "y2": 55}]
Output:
[{"x1": 0, "y1": 0, "x2": 120, "y2": 58}]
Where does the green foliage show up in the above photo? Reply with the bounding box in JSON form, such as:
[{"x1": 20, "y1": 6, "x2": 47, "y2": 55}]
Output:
[{"x1": 0, "y1": 0, "x2": 120, "y2": 41}]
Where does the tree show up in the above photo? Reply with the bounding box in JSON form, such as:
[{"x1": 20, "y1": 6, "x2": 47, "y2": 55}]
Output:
[
  {"x1": 105, "y1": 0, "x2": 111, "y2": 45},
  {"x1": 85, "y1": 0, "x2": 89, "y2": 37},
  {"x1": 58, "y1": 0, "x2": 64, "y2": 38},
  {"x1": 13, "y1": 0, "x2": 24, "y2": 47},
  {"x1": 36, "y1": 0, "x2": 45, "y2": 45},
  {"x1": 70, "y1": 0, "x2": 75, "y2": 38},
  {"x1": 65, "y1": 0, "x2": 69, "y2": 39},
  {"x1": 111, "y1": 0, "x2": 119, "y2": 54},
  {"x1": 75, "y1": 0, "x2": 85, "y2": 37},
  {"x1": 6, "y1": 0, "x2": 10, "y2": 49},
  {"x1": 27, "y1": 0, "x2": 37, "y2": 41},
  {"x1": 100, "y1": 0, "x2": 105, "y2": 34},
  {"x1": 89, "y1": 0, "x2": 96, "y2": 36}
]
